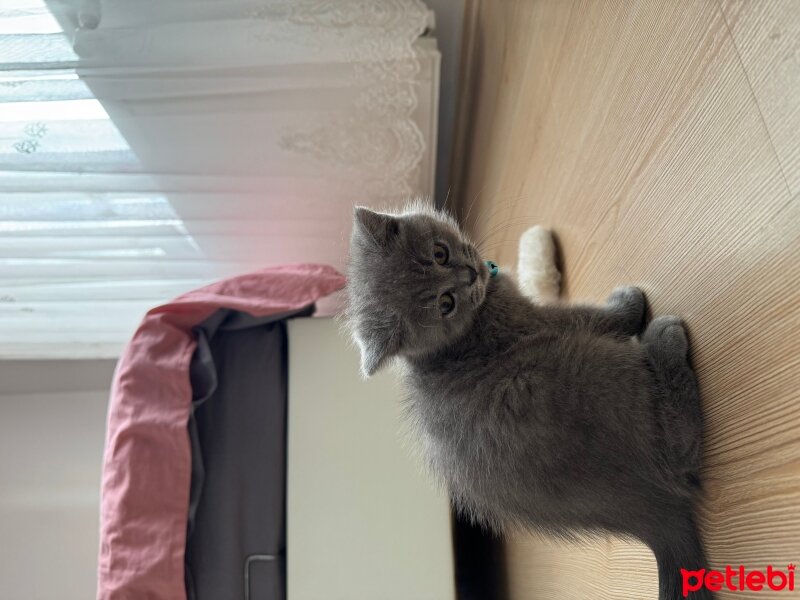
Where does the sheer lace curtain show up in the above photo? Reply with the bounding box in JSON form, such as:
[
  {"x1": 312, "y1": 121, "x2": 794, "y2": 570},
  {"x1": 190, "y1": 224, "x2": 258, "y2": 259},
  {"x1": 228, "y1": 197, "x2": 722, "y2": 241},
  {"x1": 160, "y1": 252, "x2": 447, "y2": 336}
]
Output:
[{"x1": 1, "y1": 0, "x2": 439, "y2": 358}]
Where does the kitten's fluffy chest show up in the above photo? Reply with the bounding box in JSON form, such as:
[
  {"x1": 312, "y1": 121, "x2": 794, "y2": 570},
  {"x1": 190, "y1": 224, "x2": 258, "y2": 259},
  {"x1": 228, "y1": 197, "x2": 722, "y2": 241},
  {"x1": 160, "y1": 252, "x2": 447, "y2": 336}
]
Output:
[
  {"x1": 401, "y1": 278, "x2": 547, "y2": 447},
  {"x1": 401, "y1": 351, "x2": 541, "y2": 527},
  {"x1": 400, "y1": 322, "x2": 547, "y2": 485}
]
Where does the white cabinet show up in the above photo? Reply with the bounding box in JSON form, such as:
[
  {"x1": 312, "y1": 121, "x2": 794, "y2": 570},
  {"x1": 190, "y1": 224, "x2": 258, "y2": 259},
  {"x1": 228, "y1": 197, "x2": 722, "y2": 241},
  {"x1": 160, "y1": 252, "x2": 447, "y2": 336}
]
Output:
[{"x1": 287, "y1": 318, "x2": 455, "y2": 600}]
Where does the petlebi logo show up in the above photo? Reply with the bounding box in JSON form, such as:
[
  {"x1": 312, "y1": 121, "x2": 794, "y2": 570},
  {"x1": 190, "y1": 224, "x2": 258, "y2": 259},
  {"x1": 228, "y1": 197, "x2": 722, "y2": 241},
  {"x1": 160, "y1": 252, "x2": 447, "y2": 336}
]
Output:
[{"x1": 681, "y1": 565, "x2": 795, "y2": 596}]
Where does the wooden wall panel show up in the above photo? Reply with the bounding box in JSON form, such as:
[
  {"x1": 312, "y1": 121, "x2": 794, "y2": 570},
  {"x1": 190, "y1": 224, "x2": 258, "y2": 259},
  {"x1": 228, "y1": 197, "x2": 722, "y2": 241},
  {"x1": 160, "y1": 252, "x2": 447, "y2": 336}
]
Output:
[
  {"x1": 452, "y1": 1, "x2": 800, "y2": 598},
  {"x1": 719, "y1": 0, "x2": 800, "y2": 194}
]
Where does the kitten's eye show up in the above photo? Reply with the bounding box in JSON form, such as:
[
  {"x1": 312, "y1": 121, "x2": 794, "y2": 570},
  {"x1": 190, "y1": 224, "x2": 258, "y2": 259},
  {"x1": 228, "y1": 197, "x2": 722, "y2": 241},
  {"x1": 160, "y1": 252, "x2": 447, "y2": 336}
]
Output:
[
  {"x1": 433, "y1": 243, "x2": 449, "y2": 265},
  {"x1": 438, "y1": 292, "x2": 455, "y2": 316}
]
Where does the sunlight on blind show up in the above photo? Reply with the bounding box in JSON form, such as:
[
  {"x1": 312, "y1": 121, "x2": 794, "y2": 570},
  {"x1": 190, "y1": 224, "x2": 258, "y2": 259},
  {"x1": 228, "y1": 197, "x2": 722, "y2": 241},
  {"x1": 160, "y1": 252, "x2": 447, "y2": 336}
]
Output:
[
  {"x1": 0, "y1": 98, "x2": 109, "y2": 121},
  {"x1": 0, "y1": 2, "x2": 62, "y2": 34},
  {"x1": 1, "y1": 1, "x2": 204, "y2": 358}
]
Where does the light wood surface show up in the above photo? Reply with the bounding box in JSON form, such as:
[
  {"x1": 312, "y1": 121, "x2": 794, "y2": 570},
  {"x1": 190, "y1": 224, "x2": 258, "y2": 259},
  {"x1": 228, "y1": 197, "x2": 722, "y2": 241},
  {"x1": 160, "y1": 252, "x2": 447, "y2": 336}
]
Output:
[{"x1": 451, "y1": 1, "x2": 800, "y2": 598}]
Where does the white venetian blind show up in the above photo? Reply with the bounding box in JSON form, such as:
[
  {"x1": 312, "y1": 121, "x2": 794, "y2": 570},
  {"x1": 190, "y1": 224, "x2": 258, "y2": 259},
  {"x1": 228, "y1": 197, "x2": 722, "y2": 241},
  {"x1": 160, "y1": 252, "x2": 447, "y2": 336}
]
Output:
[{"x1": 0, "y1": 0, "x2": 439, "y2": 358}]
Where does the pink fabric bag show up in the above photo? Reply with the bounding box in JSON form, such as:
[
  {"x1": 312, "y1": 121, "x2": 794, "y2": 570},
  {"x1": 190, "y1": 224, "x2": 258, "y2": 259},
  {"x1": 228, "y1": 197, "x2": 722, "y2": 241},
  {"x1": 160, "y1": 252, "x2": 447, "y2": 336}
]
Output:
[{"x1": 97, "y1": 264, "x2": 345, "y2": 599}]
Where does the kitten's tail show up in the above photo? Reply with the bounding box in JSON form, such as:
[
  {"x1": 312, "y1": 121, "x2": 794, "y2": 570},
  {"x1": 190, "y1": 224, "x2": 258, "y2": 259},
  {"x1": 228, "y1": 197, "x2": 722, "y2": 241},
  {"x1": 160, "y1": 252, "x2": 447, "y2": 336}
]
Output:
[
  {"x1": 649, "y1": 513, "x2": 714, "y2": 600},
  {"x1": 517, "y1": 226, "x2": 561, "y2": 304}
]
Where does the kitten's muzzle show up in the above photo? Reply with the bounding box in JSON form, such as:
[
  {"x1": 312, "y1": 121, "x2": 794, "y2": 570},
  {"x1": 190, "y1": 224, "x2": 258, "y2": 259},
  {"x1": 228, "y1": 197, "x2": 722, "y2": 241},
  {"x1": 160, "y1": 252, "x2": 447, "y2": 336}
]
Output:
[{"x1": 463, "y1": 265, "x2": 478, "y2": 286}]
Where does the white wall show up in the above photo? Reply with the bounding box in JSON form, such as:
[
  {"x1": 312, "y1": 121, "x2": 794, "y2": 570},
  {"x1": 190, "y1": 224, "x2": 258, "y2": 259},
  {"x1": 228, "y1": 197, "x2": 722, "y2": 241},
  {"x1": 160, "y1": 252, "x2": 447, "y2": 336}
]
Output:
[{"x1": 0, "y1": 360, "x2": 115, "y2": 600}]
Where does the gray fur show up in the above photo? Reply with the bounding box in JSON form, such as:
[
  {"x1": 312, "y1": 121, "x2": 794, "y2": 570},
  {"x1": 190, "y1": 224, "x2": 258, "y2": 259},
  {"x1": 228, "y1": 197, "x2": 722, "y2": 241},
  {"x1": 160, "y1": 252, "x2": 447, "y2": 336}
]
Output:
[{"x1": 345, "y1": 205, "x2": 711, "y2": 600}]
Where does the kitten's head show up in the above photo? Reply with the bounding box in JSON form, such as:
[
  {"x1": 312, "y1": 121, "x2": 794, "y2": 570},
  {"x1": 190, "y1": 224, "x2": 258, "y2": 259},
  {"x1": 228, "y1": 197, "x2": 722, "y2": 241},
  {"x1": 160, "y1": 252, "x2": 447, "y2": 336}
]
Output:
[{"x1": 345, "y1": 203, "x2": 490, "y2": 377}]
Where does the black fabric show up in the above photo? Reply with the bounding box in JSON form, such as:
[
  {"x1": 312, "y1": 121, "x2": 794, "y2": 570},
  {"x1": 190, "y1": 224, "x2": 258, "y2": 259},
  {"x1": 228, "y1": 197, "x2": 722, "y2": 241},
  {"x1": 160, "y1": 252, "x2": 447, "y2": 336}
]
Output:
[{"x1": 185, "y1": 306, "x2": 312, "y2": 600}]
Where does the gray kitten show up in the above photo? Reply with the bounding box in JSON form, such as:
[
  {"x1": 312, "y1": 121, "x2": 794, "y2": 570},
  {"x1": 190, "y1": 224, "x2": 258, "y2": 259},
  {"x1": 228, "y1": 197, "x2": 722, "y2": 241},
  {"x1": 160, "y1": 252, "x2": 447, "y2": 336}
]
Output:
[{"x1": 345, "y1": 204, "x2": 711, "y2": 600}]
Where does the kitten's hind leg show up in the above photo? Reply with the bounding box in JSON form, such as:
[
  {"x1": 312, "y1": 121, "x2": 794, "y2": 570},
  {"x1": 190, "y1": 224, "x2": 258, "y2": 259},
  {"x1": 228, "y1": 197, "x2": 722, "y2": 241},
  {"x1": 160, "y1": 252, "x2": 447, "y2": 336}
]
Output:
[
  {"x1": 517, "y1": 226, "x2": 561, "y2": 304},
  {"x1": 642, "y1": 316, "x2": 704, "y2": 491},
  {"x1": 604, "y1": 286, "x2": 648, "y2": 336}
]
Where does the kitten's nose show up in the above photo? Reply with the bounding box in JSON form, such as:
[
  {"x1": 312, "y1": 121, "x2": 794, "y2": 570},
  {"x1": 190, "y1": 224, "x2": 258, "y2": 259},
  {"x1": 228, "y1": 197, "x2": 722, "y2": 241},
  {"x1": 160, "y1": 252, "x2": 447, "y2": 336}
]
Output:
[{"x1": 465, "y1": 265, "x2": 478, "y2": 285}]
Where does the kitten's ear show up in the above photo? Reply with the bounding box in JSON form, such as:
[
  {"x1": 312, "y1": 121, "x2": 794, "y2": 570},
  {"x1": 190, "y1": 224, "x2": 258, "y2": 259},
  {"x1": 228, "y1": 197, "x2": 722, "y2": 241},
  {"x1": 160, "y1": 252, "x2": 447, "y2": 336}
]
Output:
[
  {"x1": 353, "y1": 206, "x2": 399, "y2": 247},
  {"x1": 357, "y1": 325, "x2": 402, "y2": 378}
]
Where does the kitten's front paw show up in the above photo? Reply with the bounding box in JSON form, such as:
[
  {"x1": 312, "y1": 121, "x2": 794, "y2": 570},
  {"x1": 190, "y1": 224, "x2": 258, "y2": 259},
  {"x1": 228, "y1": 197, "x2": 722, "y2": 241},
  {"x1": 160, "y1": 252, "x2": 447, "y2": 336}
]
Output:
[
  {"x1": 606, "y1": 286, "x2": 647, "y2": 335},
  {"x1": 642, "y1": 315, "x2": 688, "y2": 358}
]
